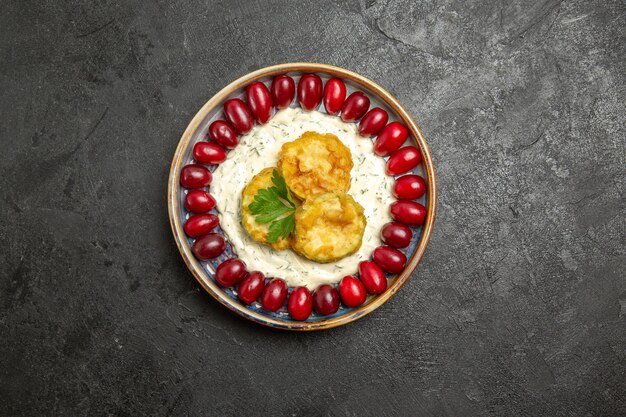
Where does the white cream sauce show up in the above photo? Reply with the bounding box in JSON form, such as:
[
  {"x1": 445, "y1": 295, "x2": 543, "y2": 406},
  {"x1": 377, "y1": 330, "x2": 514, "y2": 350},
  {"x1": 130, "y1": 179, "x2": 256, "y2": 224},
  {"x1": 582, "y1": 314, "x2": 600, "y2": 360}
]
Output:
[{"x1": 211, "y1": 108, "x2": 394, "y2": 289}]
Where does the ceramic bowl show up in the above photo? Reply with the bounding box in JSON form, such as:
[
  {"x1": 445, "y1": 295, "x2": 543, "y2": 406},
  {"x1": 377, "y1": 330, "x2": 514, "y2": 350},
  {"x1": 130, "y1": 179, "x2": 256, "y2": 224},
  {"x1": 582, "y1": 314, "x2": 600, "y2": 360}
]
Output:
[{"x1": 167, "y1": 63, "x2": 436, "y2": 330}]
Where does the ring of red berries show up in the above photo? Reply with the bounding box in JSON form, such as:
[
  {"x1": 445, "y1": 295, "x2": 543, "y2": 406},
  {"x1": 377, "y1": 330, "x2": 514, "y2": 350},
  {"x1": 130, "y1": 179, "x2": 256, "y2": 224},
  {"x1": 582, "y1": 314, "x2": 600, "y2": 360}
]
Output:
[{"x1": 179, "y1": 74, "x2": 427, "y2": 321}]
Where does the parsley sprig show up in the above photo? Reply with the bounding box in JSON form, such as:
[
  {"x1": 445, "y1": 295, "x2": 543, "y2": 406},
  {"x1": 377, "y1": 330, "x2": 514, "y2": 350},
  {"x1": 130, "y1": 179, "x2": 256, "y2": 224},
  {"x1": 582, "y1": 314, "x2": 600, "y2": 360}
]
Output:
[{"x1": 248, "y1": 169, "x2": 296, "y2": 243}]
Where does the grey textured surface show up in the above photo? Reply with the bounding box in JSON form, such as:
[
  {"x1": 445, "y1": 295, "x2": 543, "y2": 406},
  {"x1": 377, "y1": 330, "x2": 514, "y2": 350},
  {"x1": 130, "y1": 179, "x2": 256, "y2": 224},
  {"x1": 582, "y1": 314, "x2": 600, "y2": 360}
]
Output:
[{"x1": 1, "y1": 0, "x2": 625, "y2": 416}]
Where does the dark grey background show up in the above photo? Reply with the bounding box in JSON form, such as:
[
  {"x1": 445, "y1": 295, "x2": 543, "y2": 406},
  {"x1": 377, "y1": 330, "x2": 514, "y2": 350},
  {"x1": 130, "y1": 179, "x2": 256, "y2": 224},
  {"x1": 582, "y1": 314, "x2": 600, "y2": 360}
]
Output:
[{"x1": 1, "y1": 0, "x2": 624, "y2": 416}]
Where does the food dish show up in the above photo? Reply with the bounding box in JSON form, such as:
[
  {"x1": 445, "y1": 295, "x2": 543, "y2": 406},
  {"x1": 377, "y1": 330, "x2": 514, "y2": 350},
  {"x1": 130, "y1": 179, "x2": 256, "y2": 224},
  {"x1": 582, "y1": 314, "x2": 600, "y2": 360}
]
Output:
[
  {"x1": 241, "y1": 167, "x2": 292, "y2": 250},
  {"x1": 211, "y1": 107, "x2": 393, "y2": 289},
  {"x1": 292, "y1": 192, "x2": 366, "y2": 263},
  {"x1": 278, "y1": 131, "x2": 353, "y2": 200},
  {"x1": 168, "y1": 63, "x2": 437, "y2": 330}
]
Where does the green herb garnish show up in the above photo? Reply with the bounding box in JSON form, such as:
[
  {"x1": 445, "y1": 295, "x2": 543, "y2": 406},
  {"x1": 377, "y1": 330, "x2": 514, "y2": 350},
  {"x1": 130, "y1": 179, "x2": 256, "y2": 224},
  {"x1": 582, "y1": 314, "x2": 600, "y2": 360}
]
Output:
[{"x1": 248, "y1": 169, "x2": 296, "y2": 243}]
